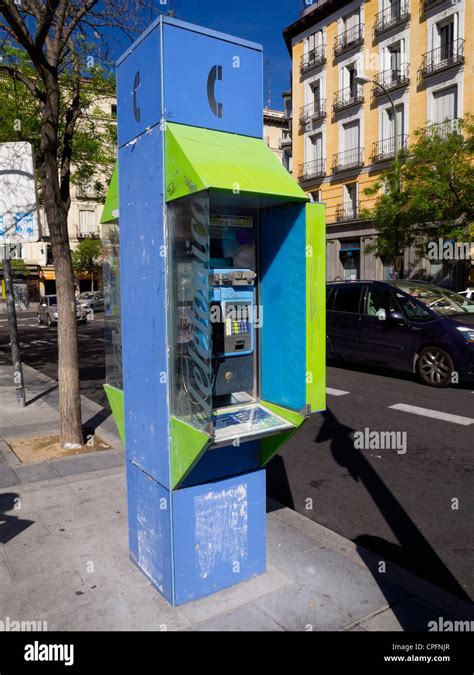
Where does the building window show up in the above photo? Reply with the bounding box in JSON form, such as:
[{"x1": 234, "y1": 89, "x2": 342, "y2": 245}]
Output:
[
  {"x1": 46, "y1": 244, "x2": 53, "y2": 265},
  {"x1": 433, "y1": 85, "x2": 457, "y2": 123},
  {"x1": 111, "y1": 103, "x2": 117, "y2": 118},
  {"x1": 306, "y1": 29, "x2": 323, "y2": 54},
  {"x1": 438, "y1": 18, "x2": 455, "y2": 60},
  {"x1": 282, "y1": 149, "x2": 292, "y2": 172},
  {"x1": 343, "y1": 183, "x2": 358, "y2": 219},
  {"x1": 343, "y1": 120, "x2": 360, "y2": 152},
  {"x1": 311, "y1": 190, "x2": 321, "y2": 202},
  {"x1": 78, "y1": 210, "x2": 97, "y2": 237}
]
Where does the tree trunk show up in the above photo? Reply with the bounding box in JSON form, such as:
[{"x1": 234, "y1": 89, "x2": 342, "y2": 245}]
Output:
[{"x1": 40, "y1": 90, "x2": 83, "y2": 448}]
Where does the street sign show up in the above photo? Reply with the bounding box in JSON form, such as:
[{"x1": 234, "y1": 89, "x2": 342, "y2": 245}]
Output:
[{"x1": 0, "y1": 142, "x2": 40, "y2": 244}]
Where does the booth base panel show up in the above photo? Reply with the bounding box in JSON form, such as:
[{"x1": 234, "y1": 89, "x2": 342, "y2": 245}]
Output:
[{"x1": 126, "y1": 460, "x2": 266, "y2": 606}]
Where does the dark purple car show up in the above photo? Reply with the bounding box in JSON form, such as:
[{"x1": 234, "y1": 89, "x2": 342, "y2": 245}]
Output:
[{"x1": 326, "y1": 280, "x2": 474, "y2": 387}]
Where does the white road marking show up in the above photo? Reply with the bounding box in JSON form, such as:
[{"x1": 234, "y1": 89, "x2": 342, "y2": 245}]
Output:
[
  {"x1": 389, "y1": 403, "x2": 474, "y2": 426},
  {"x1": 326, "y1": 387, "x2": 350, "y2": 396}
]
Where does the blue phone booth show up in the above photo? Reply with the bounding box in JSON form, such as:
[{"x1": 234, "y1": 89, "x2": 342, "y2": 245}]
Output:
[{"x1": 107, "y1": 15, "x2": 326, "y2": 606}]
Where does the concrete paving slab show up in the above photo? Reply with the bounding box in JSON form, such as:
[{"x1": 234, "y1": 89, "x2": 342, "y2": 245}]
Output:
[
  {"x1": 0, "y1": 463, "x2": 19, "y2": 488},
  {"x1": 14, "y1": 462, "x2": 60, "y2": 483},
  {"x1": 0, "y1": 510, "x2": 50, "y2": 547},
  {"x1": 192, "y1": 603, "x2": 284, "y2": 631},
  {"x1": 4, "y1": 518, "x2": 128, "y2": 580},
  {"x1": 50, "y1": 450, "x2": 123, "y2": 477},
  {"x1": 0, "y1": 568, "x2": 93, "y2": 620},
  {"x1": 39, "y1": 494, "x2": 124, "y2": 534},
  {"x1": 266, "y1": 513, "x2": 327, "y2": 559},
  {"x1": 253, "y1": 583, "x2": 353, "y2": 631},
  {"x1": 355, "y1": 597, "x2": 452, "y2": 631},
  {"x1": 179, "y1": 567, "x2": 293, "y2": 625},
  {"x1": 269, "y1": 544, "x2": 410, "y2": 623},
  {"x1": 0, "y1": 557, "x2": 13, "y2": 587}
]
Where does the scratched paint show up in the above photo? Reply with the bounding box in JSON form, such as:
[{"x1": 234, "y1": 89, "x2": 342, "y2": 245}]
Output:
[
  {"x1": 137, "y1": 502, "x2": 165, "y2": 593},
  {"x1": 194, "y1": 484, "x2": 248, "y2": 579}
]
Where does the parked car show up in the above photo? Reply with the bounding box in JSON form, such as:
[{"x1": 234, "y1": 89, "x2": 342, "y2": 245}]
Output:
[
  {"x1": 76, "y1": 291, "x2": 104, "y2": 313},
  {"x1": 326, "y1": 280, "x2": 474, "y2": 387},
  {"x1": 37, "y1": 295, "x2": 87, "y2": 327}
]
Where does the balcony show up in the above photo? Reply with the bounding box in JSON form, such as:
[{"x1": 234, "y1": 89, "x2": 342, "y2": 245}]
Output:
[
  {"x1": 423, "y1": 0, "x2": 449, "y2": 12},
  {"x1": 299, "y1": 99, "x2": 327, "y2": 125},
  {"x1": 334, "y1": 23, "x2": 364, "y2": 57},
  {"x1": 279, "y1": 132, "x2": 292, "y2": 149},
  {"x1": 374, "y1": 2, "x2": 409, "y2": 37},
  {"x1": 333, "y1": 86, "x2": 364, "y2": 113},
  {"x1": 371, "y1": 135, "x2": 409, "y2": 163},
  {"x1": 422, "y1": 118, "x2": 462, "y2": 139},
  {"x1": 420, "y1": 39, "x2": 464, "y2": 78},
  {"x1": 332, "y1": 147, "x2": 364, "y2": 173},
  {"x1": 299, "y1": 158, "x2": 326, "y2": 183},
  {"x1": 373, "y1": 65, "x2": 409, "y2": 95},
  {"x1": 300, "y1": 45, "x2": 326, "y2": 74},
  {"x1": 335, "y1": 203, "x2": 359, "y2": 222}
]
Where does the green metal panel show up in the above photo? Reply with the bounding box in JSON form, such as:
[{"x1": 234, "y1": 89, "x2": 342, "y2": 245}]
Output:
[
  {"x1": 305, "y1": 202, "x2": 326, "y2": 413},
  {"x1": 170, "y1": 417, "x2": 211, "y2": 489},
  {"x1": 258, "y1": 400, "x2": 306, "y2": 467},
  {"x1": 165, "y1": 122, "x2": 308, "y2": 203},
  {"x1": 103, "y1": 384, "x2": 125, "y2": 445},
  {"x1": 100, "y1": 163, "x2": 119, "y2": 224}
]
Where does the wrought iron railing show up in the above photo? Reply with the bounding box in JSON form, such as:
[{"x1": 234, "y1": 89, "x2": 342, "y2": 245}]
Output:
[
  {"x1": 300, "y1": 45, "x2": 326, "y2": 74},
  {"x1": 335, "y1": 203, "x2": 359, "y2": 221},
  {"x1": 373, "y1": 64, "x2": 409, "y2": 94},
  {"x1": 422, "y1": 118, "x2": 462, "y2": 138},
  {"x1": 299, "y1": 99, "x2": 327, "y2": 125},
  {"x1": 420, "y1": 39, "x2": 464, "y2": 77},
  {"x1": 299, "y1": 158, "x2": 326, "y2": 182},
  {"x1": 374, "y1": 1, "x2": 409, "y2": 36},
  {"x1": 333, "y1": 86, "x2": 364, "y2": 112},
  {"x1": 332, "y1": 148, "x2": 364, "y2": 172},
  {"x1": 371, "y1": 135, "x2": 409, "y2": 162},
  {"x1": 334, "y1": 23, "x2": 364, "y2": 57}
]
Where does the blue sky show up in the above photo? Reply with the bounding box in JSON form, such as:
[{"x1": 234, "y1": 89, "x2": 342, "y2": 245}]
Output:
[{"x1": 120, "y1": 0, "x2": 302, "y2": 111}]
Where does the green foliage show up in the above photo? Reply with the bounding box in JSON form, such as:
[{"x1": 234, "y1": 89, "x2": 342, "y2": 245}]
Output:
[
  {"x1": 71, "y1": 239, "x2": 103, "y2": 279},
  {"x1": 0, "y1": 46, "x2": 116, "y2": 203},
  {"x1": 0, "y1": 258, "x2": 29, "y2": 277},
  {"x1": 362, "y1": 116, "x2": 474, "y2": 262}
]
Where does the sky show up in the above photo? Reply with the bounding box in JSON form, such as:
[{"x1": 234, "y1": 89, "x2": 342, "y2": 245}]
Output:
[{"x1": 116, "y1": 0, "x2": 303, "y2": 111}]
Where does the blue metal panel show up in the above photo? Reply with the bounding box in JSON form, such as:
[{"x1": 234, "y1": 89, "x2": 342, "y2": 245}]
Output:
[
  {"x1": 260, "y1": 204, "x2": 307, "y2": 411},
  {"x1": 116, "y1": 21, "x2": 162, "y2": 148},
  {"x1": 162, "y1": 22, "x2": 263, "y2": 138},
  {"x1": 126, "y1": 461, "x2": 173, "y2": 603},
  {"x1": 181, "y1": 441, "x2": 260, "y2": 488},
  {"x1": 118, "y1": 124, "x2": 170, "y2": 488},
  {"x1": 172, "y1": 470, "x2": 266, "y2": 605}
]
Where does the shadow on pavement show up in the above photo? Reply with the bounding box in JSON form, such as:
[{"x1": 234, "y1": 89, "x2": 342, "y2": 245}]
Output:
[
  {"x1": 0, "y1": 492, "x2": 34, "y2": 545},
  {"x1": 316, "y1": 407, "x2": 471, "y2": 619}
]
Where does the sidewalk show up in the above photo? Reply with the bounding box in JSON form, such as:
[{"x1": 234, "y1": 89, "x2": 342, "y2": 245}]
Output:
[{"x1": 0, "y1": 363, "x2": 472, "y2": 631}]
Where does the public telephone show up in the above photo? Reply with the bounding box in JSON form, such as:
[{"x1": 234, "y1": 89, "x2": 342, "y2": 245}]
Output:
[{"x1": 210, "y1": 268, "x2": 256, "y2": 401}]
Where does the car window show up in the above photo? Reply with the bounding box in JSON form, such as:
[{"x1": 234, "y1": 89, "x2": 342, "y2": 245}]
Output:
[
  {"x1": 365, "y1": 288, "x2": 397, "y2": 316},
  {"x1": 332, "y1": 286, "x2": 363, "y2": 313},
  {"x1": 395, "y1": 292, "x2": 433, "y2": 322}
]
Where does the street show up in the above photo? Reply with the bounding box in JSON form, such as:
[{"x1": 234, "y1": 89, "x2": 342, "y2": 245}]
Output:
[{"x1": 0, "y1": 312, "x2": 472, "y2": 601}]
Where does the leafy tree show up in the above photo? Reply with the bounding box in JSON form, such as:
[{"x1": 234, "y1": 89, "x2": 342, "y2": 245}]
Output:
[
  {"x1": 71, "y1": 238, "x2": 103, "y2": 291},
  {"x1": 0, "y1": 1, "x2": 161, "y2": 447},
  {"x1": 362, "y1": 116, "x2": 474, "y2": 273}
]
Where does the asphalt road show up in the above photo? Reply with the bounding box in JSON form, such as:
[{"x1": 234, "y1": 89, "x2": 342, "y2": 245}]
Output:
[{"x1": 0, "y1": 311, "x2": 472, "y2": 601}]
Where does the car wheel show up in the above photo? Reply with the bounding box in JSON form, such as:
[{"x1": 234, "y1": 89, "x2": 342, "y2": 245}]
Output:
[{"x1": 416, "y1": 346, "x2": 454, "y2": 387}]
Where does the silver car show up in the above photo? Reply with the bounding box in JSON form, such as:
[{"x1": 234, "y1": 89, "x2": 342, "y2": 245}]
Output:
[
  {"x1": 77, "y1": 291, "x2": 105, "y2": 313},
  {"x1": 37, "y1": 295, "x2": 87, "y2": 327}
]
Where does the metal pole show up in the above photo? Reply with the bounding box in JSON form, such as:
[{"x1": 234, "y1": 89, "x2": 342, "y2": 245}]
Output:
[{"x1": 2, "y1": 246, "x2": 26, "y2": 406}]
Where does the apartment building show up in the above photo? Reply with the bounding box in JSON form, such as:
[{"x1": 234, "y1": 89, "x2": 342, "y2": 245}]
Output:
[
  {"x1": 7, "y1": 98, "x2": 116, "y2": 301},
  {"x1": 284, "y1": 0, "x2": 472, "y2": 285}
]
